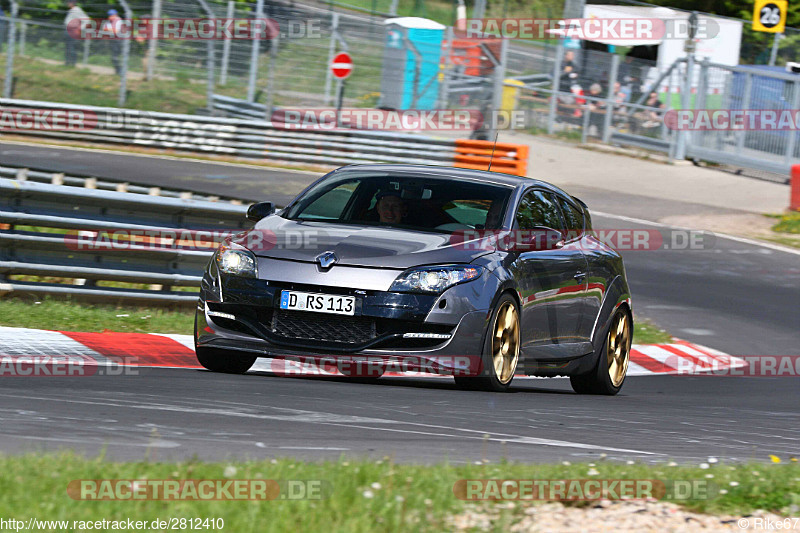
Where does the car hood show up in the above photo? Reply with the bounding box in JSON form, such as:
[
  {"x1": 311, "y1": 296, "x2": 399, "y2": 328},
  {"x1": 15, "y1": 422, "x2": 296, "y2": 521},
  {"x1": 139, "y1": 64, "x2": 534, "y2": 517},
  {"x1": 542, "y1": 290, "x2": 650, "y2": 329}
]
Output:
[{"x1": 233, "y1": 215, "x2": 491, "y2": 269}]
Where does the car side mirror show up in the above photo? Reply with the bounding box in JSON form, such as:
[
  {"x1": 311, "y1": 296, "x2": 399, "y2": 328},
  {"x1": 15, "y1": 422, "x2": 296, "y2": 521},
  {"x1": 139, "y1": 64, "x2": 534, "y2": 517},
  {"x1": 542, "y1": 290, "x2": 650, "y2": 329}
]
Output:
[
  {"x1": 516, "y1": 226, "x2": 565, "y2": 251},
  {"x1": 247, "y1": 202, "x2": 275, "y2": 222}
]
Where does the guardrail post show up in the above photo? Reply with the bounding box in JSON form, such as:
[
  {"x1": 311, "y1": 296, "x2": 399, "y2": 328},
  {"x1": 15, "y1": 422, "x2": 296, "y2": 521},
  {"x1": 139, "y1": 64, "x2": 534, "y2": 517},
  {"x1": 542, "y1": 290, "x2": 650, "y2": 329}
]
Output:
[
  {"x1": 547, "y1": 44, "x2": 564, "y2": 135},
  {"x1": 3, "y1": 1, "x2": 18, "y2": 99},
  {"x1": 82, "y1": 33, "x2": 90, "y2": 65},
  {"x1": 323, "y1": 12, "x2": 339, "y2": 106},
  {"x1": 118, "y1": 0, "x2": 133, "y2": 107},
  {"x1": 246, "y1": 0, "x2": 263, "y2": 102},
  {"x1": 196, "y1": 0, "x2": 216, "y2": 113},
  {"x1": 675, "y1": 54, "x2": 694, "y2": 161},
  {"x1": 147, "y1": 0, "x2": 161, "y2": 81},
  {"x1": 219, "y1": 0, "x2": 235, "y2": 85},
  {"x1": 736, "y1": 73, "x2": 752, "y2": 155},
  {"x1": 488, "y1": 38, "x2": 509, "y2": 140},
  {"x1": 581, "y1": 106, "x2": 590, "y2": 144},
  {"x1": 437, "y1": 26, "x2": 454, "y2": 109},
  {"x1": 602, "y1": 53, "x2": 619, "y2": 144},
  {"x1": 264, "y1": 32, "x2": 278, "y2": 119},
  {"x1": 690, "y1": 57, "x2": 709, "y2": 153}
]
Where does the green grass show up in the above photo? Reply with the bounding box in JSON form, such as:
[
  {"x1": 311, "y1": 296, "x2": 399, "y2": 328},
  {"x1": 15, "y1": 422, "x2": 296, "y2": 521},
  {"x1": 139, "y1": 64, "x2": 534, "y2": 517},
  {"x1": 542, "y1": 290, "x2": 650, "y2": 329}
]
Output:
[
  {"x1": 1, "y1": 55, "x2": 207, "y2": 115},
  {"x1": 771, "y1": 211, "x2": 800, "y2": 234},
  {"x1": 634, "y1": 320, "x2": 673, "y2": 345},
  {"x1": 762, "y1": 212, "x2": 800, "y2": 249},
  {"x1": 0, "y1": 298, "x2": 195, "y2": 334},
  {"x1": 0, "y1": 453, "x2": 797, "y2": 531}
]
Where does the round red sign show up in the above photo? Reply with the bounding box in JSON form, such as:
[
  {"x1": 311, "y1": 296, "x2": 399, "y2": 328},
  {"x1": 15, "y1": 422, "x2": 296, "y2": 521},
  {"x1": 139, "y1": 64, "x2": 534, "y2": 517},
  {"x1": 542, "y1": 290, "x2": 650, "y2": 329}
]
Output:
[{"x1": 331, "y1": 52, "x2": 353, "y2": 79}]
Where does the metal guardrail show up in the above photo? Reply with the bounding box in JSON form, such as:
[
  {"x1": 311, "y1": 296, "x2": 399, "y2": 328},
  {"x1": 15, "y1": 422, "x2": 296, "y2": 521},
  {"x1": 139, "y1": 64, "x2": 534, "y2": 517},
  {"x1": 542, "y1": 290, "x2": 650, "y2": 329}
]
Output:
[
  {"x1": 211, "y1": 94, "x2": 270, "y2": 121},
  {"x1": 0, "y1": 177, "x2": 250, "y2": 304},
  {"x1": 0, "y1": 98, "x2": 459, "y2": 168}
]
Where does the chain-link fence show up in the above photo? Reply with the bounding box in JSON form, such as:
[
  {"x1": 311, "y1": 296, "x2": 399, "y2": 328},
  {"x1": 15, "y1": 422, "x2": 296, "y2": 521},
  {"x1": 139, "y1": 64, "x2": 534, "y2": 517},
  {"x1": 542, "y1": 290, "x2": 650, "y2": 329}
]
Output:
[{"x1": 4, "y1": 0, "x2": 800, "y2": 177}]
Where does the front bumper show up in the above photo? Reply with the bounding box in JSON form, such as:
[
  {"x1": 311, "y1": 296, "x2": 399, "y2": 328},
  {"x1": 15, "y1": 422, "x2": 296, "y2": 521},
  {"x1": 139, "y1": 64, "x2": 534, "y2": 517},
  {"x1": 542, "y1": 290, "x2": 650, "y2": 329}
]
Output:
[{"x1": 195, "y1": 267, "x2": 498, "y2": 374}]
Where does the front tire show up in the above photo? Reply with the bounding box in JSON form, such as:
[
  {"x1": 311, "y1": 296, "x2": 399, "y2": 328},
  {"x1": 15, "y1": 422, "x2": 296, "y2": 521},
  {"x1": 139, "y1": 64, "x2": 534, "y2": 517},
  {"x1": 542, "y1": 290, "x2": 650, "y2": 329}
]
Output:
[
  {"x1": 454, "y1": 293, "x2": 520, "y2": 392},
  {"x1": 570, "y1": 307, "x2": 631, "y2": 395},
  {"x1": 195, "y1": 346, "x2": 256, "y2": 374}
]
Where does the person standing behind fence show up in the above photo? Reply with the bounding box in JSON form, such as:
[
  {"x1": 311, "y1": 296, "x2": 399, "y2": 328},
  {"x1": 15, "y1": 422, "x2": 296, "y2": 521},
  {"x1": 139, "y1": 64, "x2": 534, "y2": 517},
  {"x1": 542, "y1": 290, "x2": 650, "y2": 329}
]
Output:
[
  {"x1": 64, "y1": 0, "x2": 88, "y2": 66},
  {"x1": 102, "y1": 9, "x2": 123, "y2": 76}
]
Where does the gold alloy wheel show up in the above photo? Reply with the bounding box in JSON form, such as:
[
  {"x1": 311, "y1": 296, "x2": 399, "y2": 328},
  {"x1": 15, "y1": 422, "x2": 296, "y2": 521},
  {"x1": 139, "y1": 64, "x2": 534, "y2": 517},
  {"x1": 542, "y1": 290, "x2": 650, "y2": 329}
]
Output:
[
  {"x1": 606, "y1": 311, "x2": 631, "y2": 387},
  {"x1": 492, "y1": 302, "x2": 520, "y2": 384}
]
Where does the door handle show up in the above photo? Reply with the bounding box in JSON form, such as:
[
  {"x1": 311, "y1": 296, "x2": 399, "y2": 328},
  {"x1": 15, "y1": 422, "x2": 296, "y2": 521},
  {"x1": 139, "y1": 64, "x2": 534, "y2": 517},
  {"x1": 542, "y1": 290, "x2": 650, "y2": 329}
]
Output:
[{"x1": 574, "y1": 271, "x2": 587, "y2": 281}]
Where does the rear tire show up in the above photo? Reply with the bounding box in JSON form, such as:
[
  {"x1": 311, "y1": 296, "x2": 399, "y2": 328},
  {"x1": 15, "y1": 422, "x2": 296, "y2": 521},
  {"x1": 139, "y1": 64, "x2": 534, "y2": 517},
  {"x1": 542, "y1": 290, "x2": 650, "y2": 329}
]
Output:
[
  {"x1": 195, "y1": 346, "x2": 256, "y2": 374},
  {"x1": 454, "y1": 293, "x2": 520, "y2": 392},
  {"x1": 570, "y1": 307, "x2": 631, "y2": 395}
]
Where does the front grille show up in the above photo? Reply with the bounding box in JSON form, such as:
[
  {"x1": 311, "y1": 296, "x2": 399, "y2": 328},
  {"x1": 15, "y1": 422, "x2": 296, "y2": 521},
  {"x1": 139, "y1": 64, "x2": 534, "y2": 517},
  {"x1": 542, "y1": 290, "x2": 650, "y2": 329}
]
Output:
[{"x1": 271, "y1": 310, "x2": 376, "y2": 345}]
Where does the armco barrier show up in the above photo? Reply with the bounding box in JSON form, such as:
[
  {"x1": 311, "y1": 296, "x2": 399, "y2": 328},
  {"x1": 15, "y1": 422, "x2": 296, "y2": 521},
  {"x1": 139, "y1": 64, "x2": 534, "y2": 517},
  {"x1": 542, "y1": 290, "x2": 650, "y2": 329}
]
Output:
[
  {"x1": 0, "y1": 99, "x2": 454, "y2": 167},
  {"x1": 0, "y1": 177, "x2": 250, "y2": 304},
  {"x1": 0, "y1": 99, "x2": 531, "y2": 176},
  {"x1": 453, "y1": 140, "x2": 529, "y2": 176}
]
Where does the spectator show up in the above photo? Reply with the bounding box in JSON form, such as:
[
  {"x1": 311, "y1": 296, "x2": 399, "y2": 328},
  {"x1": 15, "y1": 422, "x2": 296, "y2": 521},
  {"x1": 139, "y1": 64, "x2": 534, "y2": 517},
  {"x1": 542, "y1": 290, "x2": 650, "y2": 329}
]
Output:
[
  {"x1": 64, "y1": 0, "x2": 88, "y2": 66},
  {"x1": 559, "y1": 50, "x2": 579, "y2": 93},
  {"x1": 102, "y1": 9, "x2": 123, "y2": 75},
  {"x1": 633, "y1": 91, "x2": 666, "y2": 133},
  {"x1": 587, "y1": 83, "x2": 607, "y2": 135},
  {"x1": 587, "y1": 83, "x2": 604, "y2": 110}
]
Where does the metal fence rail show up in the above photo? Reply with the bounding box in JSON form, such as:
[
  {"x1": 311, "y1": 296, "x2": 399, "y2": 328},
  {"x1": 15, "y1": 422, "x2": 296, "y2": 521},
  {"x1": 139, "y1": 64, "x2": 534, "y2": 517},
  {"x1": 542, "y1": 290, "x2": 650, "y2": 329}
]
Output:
[{"x1": 0, "y1": 176, "x2": 250, "y2": 303}]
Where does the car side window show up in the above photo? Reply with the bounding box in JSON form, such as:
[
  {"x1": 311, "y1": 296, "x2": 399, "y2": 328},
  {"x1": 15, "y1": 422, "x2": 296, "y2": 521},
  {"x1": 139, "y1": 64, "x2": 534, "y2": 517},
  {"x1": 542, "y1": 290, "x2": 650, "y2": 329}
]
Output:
[
  {"x1": 515, "y1": 190, "x2": 564, "y2": 231},
  {"x1": 298, "y1": 181, "x2": 359, "y2": 220},
  {"x1": 554, "y1": 195, "x2": 584, "y2": 238}
]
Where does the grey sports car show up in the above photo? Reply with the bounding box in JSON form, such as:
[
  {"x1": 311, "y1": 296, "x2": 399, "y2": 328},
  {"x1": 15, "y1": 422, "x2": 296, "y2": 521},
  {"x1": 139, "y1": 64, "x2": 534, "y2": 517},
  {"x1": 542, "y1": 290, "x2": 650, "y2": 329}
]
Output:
[{"x1": 195, "y1": 164, "x2": 633, "y2": 394}]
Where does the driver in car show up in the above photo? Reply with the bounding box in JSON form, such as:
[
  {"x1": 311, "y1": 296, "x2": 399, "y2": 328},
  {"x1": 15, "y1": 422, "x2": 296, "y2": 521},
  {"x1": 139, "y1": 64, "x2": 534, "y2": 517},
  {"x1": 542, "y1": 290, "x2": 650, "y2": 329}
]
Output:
[{"x1": 376, "y1": 190, "x2": 408, "y2": 224}]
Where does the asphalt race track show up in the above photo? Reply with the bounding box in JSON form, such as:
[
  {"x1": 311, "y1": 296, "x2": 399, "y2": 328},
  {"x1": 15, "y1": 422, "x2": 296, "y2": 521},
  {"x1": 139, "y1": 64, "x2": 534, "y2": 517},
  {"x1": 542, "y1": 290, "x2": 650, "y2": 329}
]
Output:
[{"x1": 1, "y1": 142, "x2": 798, "y2": 464}]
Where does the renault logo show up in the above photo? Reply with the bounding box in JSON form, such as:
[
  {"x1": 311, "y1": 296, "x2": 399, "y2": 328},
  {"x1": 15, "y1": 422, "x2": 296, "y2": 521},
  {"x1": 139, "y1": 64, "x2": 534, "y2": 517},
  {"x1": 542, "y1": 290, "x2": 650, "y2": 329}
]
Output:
[{"x1": 316, "y1": 251, "x2": 338, "y2": 269}]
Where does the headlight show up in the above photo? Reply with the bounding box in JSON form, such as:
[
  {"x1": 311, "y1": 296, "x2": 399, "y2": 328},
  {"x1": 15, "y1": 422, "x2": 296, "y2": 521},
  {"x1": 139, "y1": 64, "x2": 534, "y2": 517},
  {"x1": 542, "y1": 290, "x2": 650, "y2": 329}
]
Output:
[
  {"x1": 390, "y1": 265, "x2": 483, "y2": 294},
  {"x1": 216, "y1": 242, "x2": 257, "y2": 278}
]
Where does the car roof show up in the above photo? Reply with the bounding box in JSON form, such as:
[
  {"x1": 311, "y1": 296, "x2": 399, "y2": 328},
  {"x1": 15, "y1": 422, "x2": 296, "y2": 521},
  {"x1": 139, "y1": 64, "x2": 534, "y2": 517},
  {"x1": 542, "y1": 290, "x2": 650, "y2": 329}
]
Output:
[{"x1": 335, "y1": 163, "x2": 551, "y2": 189}]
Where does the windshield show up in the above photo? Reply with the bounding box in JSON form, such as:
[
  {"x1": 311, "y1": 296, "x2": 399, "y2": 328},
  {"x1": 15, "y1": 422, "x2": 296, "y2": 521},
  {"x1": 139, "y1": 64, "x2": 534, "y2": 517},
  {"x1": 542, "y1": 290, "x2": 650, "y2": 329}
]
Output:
[{"x1": 282, "y1": 172, "x2": 513, "y2": 233}]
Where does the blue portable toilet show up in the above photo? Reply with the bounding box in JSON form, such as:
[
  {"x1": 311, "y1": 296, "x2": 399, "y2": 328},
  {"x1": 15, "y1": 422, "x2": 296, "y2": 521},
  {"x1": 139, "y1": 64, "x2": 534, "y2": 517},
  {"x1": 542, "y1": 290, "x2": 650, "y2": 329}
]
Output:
[{"x1": 379, "y1": 17, "x2": 445, "y2": 110}]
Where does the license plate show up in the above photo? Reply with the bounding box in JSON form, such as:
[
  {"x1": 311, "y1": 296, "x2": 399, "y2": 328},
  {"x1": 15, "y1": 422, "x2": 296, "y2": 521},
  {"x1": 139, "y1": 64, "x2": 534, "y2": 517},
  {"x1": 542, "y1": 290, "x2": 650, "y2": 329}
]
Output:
[{"x1": 279, "y1": 290, "x2": 356, "y2": 316}]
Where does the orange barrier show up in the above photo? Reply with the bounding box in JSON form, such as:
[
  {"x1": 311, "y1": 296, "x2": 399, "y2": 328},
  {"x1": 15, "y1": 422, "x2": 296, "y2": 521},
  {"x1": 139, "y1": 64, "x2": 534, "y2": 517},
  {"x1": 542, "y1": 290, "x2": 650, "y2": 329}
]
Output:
[
  {"x1": 453, "y1": 140, "x2": 529, "y2": 177},
  {"x1": 792, "y1": 164, "x2": 800, "y2": 211}
]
